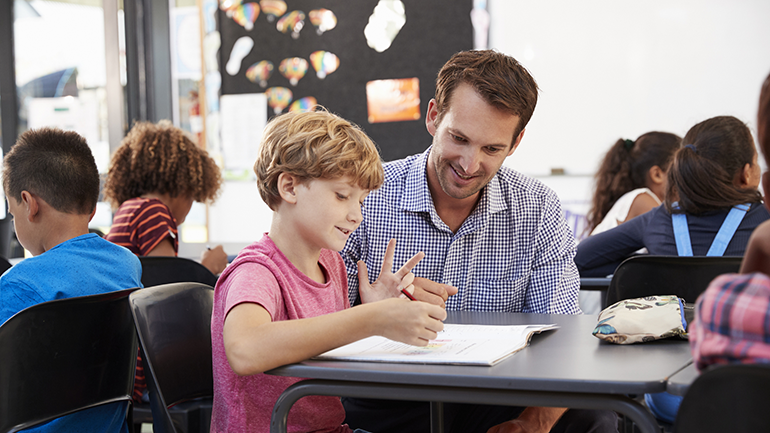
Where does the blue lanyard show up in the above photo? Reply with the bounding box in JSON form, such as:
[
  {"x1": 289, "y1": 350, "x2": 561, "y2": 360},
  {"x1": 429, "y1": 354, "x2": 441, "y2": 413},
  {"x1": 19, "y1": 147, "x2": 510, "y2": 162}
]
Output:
[{"x1": 672, "y1": 203, "x2": 750, "y2": 256}]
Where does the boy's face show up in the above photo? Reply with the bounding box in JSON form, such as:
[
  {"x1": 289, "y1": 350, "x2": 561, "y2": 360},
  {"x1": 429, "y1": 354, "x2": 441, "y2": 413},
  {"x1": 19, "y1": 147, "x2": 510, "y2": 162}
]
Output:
[{"x1": 292, "y1": 176, "x2": 369, "y2": 252}]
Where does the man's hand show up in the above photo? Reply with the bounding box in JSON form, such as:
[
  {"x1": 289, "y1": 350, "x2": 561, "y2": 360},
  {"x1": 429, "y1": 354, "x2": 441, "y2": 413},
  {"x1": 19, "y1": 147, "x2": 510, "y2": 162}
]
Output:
[
  {"x1": 487, "y1": 407, "x2": 567, "y2": 433},
  {"x1": 412, "y1": 277, "x2": 458, "y2": 308},
  {"x1": 358, "y1": 239, "x2": 424, "y2": 304}
]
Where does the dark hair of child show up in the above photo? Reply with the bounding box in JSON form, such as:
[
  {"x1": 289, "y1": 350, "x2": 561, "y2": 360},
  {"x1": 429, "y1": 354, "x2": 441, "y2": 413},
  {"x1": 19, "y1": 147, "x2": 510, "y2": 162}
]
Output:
[
  {"x1": 665, "y1": 115, "x2": 762, "y2": 215},
  {"x1": 586, "y1": 131, "x2": 682, "y2": 233},
  {"x1": 103, "y1": 120, "x2": 222, "y2": 209},
  {"x1": 3, "y1": 127, "x2": 99, "y2": 215}
]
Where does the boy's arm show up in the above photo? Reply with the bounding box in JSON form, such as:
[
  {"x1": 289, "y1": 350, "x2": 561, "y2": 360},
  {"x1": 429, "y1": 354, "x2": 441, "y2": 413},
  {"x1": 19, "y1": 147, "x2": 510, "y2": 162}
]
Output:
[{"x1": 223, "y1": 298, "x2": 445, "y2": 376}]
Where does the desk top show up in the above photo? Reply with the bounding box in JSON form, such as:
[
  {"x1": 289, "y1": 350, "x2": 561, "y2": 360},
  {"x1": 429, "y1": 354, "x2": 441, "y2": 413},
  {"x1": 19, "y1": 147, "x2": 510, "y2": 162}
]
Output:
[
  {"x1": 666, "y1": 361, "x2": 698, "y2": 396},
  {"x1": 267, "y1": 312, "x2": 692, "y2": 395}
]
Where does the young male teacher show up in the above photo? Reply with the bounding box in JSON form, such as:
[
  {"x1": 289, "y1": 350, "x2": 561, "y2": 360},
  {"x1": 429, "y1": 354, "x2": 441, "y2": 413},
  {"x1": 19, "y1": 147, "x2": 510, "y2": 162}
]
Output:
[{"x1": 341, "y1": 50, "x2": 618, "y2": 433}]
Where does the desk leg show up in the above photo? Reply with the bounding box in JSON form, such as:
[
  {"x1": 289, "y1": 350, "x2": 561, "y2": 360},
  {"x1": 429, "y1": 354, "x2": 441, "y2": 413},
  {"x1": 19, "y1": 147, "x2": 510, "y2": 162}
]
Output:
[
  {"x1": 430, "y1": 401, "x2": 444, "y2": 433},
  {"x1": 270, "y1": 380, "x2": 661, "y2": 433}
]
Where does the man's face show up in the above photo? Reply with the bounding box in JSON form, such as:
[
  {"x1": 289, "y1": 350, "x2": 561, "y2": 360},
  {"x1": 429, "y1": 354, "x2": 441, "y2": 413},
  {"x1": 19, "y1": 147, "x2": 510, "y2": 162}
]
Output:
[{"x1": 426, "y1": 83, "x2": 523, "y2": 203}]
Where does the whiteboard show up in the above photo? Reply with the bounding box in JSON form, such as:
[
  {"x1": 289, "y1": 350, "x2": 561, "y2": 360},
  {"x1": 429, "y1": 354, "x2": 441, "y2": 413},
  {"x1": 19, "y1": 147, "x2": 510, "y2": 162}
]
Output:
[{"x1": 489, "y1": 0, "x2": 770, "y2": 176}]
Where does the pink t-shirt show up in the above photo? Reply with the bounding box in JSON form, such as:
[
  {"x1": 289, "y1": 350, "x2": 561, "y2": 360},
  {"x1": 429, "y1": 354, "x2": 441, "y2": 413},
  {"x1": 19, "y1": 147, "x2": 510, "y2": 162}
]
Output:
[{"x1": 211, "y1": 234, "x2": 352, "y2": 433}]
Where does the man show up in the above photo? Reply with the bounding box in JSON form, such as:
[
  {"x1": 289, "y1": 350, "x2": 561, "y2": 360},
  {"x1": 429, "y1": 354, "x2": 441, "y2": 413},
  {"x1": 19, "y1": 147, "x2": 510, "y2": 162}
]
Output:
[{"x1": 341, "y1": 50, "x2": 617, "y2": 433}]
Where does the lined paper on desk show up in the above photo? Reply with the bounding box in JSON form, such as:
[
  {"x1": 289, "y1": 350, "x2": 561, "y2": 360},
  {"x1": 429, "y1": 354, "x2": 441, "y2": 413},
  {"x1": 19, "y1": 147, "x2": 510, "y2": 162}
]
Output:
[{"x1": 314, "y1": 324, "x2": 558, "y2": 366}]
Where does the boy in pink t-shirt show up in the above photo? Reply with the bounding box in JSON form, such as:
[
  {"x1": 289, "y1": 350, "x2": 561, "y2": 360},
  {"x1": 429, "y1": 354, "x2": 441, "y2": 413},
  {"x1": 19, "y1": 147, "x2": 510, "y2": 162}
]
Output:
[{"x1": 211, "y1": 110, "x2": 446, "y2": 433}]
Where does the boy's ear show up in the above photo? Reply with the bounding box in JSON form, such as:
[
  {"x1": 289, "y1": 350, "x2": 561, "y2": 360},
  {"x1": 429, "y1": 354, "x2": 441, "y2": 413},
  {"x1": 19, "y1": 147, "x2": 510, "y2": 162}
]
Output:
[
  {"x1": 276, "y1": 173, "x2": 299, "y2": 205},
  {"x1": 19, "y1": 191, "x2": 40, "y2": 221}
]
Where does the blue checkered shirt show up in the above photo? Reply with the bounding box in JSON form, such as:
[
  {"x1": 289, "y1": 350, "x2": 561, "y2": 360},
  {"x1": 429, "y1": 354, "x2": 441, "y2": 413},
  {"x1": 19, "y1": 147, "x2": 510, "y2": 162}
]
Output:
[{"x1": 341, "y1": 148, "x2": 581, "y2": 314}]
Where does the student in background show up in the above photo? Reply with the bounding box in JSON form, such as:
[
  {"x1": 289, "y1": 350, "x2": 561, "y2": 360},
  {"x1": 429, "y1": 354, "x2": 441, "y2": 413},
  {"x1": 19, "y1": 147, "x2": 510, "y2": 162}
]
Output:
[
  {"x1": 103, "y1": 120, "x2": 228, "y2": 403},
  {"x1": 586, "y1": 132, "x2": 681, "y2": 236},
  {"x1": 580, "y1": 132, "x2": 681, "y2": 313},
  {"x1": 691, "y1": 72, "x2": 770, "y2": 372},
  {"x1": 103, "y1": 120, "x2": 228, "y2": 275},
  {"x1": 0, "y1": 128, "x2": 142, "y2": 432},
  {"x1": 576, "y1": 115, "x2": 769, "y2": 278},
  {"x1": 210, "y1": 110, "x2": 446, "y2": 433}
]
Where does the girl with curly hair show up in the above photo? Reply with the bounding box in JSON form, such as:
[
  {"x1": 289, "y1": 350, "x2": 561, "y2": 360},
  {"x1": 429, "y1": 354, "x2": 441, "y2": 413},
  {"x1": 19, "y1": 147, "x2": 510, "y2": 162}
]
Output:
[{"x1": 104, "y1": 120, "x2": 228, "y2": 275}]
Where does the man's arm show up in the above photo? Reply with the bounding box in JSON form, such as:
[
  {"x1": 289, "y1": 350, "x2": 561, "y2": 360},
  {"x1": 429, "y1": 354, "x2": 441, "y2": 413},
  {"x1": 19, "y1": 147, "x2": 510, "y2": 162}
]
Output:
[{"x1": 740, "y1": 220, "x2": 770, "y2": 275}]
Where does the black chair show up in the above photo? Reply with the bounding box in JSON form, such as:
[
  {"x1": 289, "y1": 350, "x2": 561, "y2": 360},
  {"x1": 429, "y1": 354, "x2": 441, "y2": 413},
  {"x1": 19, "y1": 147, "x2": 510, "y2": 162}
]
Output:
[
  {"x1": 604, "y1": 255, "x2": 743, "y2": 308},
  {"x1": 674, "y1": 363, "x2": 770, "y2": 432},
  {"x1": 139, "y1": 256, "x2": 218, "y2": 288},
  {"x1": 0, "y1": 288, "x2": 139, "y2": 433},
  {"x1": 129, "y1": 282, "x2": 215, "y2": 433},
  {"x1": 0, "y1": 257, "x2": 11, "y2": 275}
]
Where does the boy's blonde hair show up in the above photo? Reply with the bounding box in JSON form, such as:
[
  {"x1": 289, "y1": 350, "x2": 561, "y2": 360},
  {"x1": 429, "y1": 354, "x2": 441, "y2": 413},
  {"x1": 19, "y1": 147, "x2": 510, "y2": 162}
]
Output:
[{"x1": 255, "y1": 110, "x2": 384, "y2": 210}]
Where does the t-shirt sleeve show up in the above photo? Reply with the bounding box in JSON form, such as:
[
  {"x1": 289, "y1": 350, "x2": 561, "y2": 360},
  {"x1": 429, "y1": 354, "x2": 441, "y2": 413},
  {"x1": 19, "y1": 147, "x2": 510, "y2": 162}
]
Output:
[
  {"x1": 0, "y1": 276, "x2": 44, "y2": 325},
  {"x1": 220, "y1": 261, "x2": 284, "y2": 321},
  {"x1": 133, "y1": 202, "x2": 178, "y2": 255}
]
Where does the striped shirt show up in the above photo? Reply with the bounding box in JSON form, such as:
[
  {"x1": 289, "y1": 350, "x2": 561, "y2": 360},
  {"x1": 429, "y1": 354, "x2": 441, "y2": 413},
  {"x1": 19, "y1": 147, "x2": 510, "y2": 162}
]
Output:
[
  {"x1": 691, "y1": 272, "x2": 770, "y2": 371},
  {"x1": 341, "y1": 147, "x2": 581, "y2": 314},
  {"x1": 106, "y1": 197, "x2": 178, "y2": 255}
]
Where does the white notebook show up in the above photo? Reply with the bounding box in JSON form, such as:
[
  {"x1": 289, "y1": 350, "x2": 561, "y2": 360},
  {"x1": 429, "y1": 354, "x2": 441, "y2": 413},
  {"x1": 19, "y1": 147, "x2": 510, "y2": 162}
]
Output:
[{"x1": 314, "y1": 323, "x2": 558, "y2": 366}]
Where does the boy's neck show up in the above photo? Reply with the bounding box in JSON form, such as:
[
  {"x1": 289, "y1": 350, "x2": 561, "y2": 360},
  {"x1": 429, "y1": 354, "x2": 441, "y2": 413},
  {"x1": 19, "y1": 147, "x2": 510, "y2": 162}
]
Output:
[
  {"x1": 268, "y1": 215, "x2": 325, "y2": 284},
  {"x1": 32, "y1": 212, "x2": 91, "y2": 256}
]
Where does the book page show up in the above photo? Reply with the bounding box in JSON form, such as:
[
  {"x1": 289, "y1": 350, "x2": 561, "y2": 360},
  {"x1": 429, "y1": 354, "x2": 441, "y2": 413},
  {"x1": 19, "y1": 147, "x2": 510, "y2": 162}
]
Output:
[{"x1": 314, "y1": 324, "x2": 558, "y2": 366}]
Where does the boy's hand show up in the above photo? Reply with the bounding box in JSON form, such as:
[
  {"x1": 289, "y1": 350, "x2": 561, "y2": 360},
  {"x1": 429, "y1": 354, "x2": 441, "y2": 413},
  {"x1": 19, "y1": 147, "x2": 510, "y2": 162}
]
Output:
[
  {"x1": 358, "y1": 239, "x2": 424, "y2": 304},
  {"x1": 372, "y1": 298, "x2": 447, "y2": 346}
]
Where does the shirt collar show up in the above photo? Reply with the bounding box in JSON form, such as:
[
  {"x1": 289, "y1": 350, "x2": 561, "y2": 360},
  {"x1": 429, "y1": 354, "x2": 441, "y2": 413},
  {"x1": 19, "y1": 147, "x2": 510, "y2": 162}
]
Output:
[{"x1": 399, "y1": 146, "x2": 508, "y2": 216}]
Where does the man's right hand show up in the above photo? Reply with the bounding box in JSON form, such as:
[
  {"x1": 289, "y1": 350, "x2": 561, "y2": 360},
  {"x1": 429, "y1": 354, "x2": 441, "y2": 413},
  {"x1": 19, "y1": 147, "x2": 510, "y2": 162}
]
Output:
[{"x1": 411, "y1": 277, "x2": 458, "y2": 308}]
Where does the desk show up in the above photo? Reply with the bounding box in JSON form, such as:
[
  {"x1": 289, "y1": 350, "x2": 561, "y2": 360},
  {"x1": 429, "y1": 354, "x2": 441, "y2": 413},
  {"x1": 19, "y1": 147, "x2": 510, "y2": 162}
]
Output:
[
  {"x1": 267, "y1": 312, "x2": 691, "y2": 433},
  {"x1": 666, "y1": 362, "x2": 698, "y2": 396}
]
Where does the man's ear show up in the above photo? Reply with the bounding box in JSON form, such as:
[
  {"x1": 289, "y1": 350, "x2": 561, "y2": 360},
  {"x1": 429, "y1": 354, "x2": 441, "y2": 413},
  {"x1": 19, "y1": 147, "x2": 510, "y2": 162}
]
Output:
[
  {"x1": 276, "y1": 173, "x2": 299, "y2": 205},
  {"x1": 649, "y1": 165, "x2": 666, "y2": 186},
  {"x1": 508, "y1": 128, "x2": 526, "y2": 156},
  {"x1": 19, "y1": 191, "x2": 39, "y2": 221},
  {"x1": 425, "y1": 99, "x2": 439, "y2": 137}
]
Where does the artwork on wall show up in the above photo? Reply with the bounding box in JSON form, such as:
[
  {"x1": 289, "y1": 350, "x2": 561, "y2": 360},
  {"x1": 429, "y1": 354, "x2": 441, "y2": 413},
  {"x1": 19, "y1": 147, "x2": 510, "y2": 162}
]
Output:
[{"x1": 218, "y1": 0, "x2": 475, "y2": 161}]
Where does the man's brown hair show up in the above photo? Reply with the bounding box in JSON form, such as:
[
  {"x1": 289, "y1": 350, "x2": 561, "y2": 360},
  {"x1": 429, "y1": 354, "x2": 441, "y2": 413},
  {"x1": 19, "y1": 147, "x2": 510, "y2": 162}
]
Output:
[{"x1": 434, "y1": 50, "x2": 539, "y2": 145}]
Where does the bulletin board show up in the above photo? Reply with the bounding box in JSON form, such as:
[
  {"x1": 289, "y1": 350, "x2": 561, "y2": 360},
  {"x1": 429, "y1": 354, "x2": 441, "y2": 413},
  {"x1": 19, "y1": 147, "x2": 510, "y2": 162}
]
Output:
[{"x1": 217, "y1": 0, "x2": 474, "y2": 162}]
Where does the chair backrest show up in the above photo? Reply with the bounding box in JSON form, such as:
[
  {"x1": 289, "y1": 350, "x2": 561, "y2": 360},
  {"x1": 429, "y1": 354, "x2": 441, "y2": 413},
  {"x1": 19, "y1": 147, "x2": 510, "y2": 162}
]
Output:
[
  {"x1": 0, "y1": 257, "x2": 11, "y2": 275},
  {"x1": 604, "y1": 255, "x2": 742, "y2": 307},
  {"x1": 674, "y1": 363, "x2": 770, "y2": 432},
  {"x1": 139, "y1": 256, "x2": 218, "y2": 288},
  {"x1": 129, "y1": 282, "x2": 215, "y2": 433},
  {"x1": 0, "y1": 288, "x2": 138, "y2": 433}
]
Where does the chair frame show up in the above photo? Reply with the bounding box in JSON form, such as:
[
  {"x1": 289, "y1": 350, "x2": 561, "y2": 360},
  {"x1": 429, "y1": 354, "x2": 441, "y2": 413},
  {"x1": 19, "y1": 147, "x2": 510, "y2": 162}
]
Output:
[
  {"x1": 674, "y1": 363, "x2": 770, "y2": 432},
  {"x1": 129, "y1": 282, "x2": 215, "y2": 433},
  {"x1": 0, "y1": 288, "x2": 138, "y2": 433}
]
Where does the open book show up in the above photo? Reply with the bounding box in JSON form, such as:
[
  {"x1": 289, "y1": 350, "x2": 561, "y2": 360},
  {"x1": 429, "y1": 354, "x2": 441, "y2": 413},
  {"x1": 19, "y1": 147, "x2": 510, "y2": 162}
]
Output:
[{"x1": 314, "y1": 323, "x2": 558, "y2": 366}]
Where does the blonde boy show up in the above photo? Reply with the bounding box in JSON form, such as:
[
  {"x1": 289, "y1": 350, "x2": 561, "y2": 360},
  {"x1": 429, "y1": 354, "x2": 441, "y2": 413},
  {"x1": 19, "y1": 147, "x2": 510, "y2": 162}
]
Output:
[{"x1": 210, "y1": 110, "x2": 445, "y2": 433}]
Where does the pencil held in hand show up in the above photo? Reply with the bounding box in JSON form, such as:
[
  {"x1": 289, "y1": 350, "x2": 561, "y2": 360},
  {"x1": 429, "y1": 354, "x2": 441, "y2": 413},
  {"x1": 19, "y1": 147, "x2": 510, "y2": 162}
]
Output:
[{"x1": 401, "y1": 288, "x2": 417, "y2": 301}]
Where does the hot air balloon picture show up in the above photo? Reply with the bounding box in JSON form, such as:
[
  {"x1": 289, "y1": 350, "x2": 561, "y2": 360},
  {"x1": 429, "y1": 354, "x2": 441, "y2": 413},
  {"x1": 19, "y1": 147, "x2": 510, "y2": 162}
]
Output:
[
  {"x1": 259, "y1": 0, "x2": 287, "y2": 22},
  {"x1": 309, "y1": 51, "x2": 339, "y2": 80},
  {"x1": 265, "y1": 87, "x2": 293, "y2": 114},
  {"x1": 232, "y1": 2, "x2": 260, "y2": 31},
  {"x1": 279, "y1": 57, "x2": 309, "y2": 86},
  {"x1": 308, "y1": 8, "x2": 337, "y2": 35},
  {"x1": 246, "y1": 60, "x2": 274, "y2": 88},
  {"x1": 276, "y1": 10, "x2": 305, "y2": 39},
  {"x1": 289, "y1": 96, "x2": 318, "y2": 113}
]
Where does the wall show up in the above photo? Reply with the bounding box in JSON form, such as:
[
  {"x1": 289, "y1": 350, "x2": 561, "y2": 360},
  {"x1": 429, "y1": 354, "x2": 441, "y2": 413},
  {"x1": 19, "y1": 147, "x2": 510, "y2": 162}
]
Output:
[{"x1": 201, "y1": 0, "x2": 770, "y2": 253}]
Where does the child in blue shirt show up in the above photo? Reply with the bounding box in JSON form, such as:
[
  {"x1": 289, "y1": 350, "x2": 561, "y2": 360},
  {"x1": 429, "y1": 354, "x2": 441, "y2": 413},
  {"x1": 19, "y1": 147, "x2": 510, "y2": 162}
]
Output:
[{"x1": 0, "y1": 127, "x2": 142, "y2": 432}]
